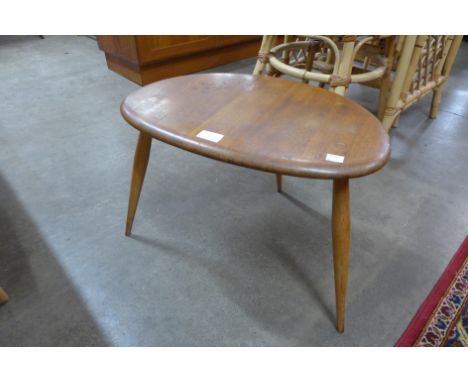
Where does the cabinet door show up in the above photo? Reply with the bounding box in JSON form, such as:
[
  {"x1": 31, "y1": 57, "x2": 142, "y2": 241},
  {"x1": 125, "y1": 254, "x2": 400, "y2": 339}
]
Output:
[{"x1": 135, "y1": 36, "x2": 218, "y2": 64}]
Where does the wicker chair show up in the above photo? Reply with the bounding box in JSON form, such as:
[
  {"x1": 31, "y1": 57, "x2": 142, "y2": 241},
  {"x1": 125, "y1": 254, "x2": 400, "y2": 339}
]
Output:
[
  {"x1": 380, "y1": 35, "x2": 463, "y2": 131},
  {"x1": 253, "y1": 35, "x2": 463, "y2": 132},
  {"x1": 253, "y1": 35, "x2": 392, "y2": 97}
]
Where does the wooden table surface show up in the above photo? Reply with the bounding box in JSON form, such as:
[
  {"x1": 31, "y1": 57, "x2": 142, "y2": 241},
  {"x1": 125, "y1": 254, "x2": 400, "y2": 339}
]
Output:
[{"x1": 121, "y1": 73, "x2": 390, "y2": 179}]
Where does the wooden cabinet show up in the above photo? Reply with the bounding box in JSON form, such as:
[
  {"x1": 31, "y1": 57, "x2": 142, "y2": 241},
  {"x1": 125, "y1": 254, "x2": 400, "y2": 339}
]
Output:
[{"x1": 97, "y1": 36, "x2": 261, "y2": 85}]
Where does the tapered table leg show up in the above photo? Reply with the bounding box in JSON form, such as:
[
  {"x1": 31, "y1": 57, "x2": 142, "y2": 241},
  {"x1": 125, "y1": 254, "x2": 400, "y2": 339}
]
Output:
[
  {"x1": 0, "y1": 288, "x2": 9, "y2": 305},
  {"x1": 125, "y1": 132, "x2": 152, "y2": 236},
  {"x1": 276, "y1": 174, "x2": 283, "y2": 192},
  {"x1": 332, "y1": 178, "x2": 350, "y2": 333}
]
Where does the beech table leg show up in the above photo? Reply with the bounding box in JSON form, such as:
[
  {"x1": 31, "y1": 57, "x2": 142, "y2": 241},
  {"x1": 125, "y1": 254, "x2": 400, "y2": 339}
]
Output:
[
  {"x1": 125, "y1": 132, "x2": 152, "y2": 236},
  {"x1": 276, "y1": 174, "x2": 283, "y2": 193},
  {"x1": 0, "y1": 288, "x2": 9, "y2": 305},
  {"x1": 332, "y1": 178, "x2": 351, "y2": 333}
]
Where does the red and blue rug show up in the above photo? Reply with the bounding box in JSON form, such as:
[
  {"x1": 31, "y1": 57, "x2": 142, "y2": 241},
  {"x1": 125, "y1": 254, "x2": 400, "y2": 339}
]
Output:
[{"x1": 396, "y1": 235, "x2": 468, "y2": 346}]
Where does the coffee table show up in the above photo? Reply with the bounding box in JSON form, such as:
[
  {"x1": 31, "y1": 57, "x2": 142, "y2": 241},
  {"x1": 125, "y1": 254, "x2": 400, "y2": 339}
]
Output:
[{"x1": 121, "y1": 73, "x2": 390, "y2": 333}]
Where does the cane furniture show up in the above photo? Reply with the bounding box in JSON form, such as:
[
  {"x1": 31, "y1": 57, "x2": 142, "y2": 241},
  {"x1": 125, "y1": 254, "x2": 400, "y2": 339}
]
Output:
[
  {"x1": 253, "y1": 35, "x2": 463, "y2": 132},
  {"x1": 379, "y1": 35, "x2": 463, "y2": 131},
  {"x1": 121, "y1": 73, "x2": 390, "y2": 332},
  {"x1": 253, "y1": 35, "x2": 392, "y2": 97}
]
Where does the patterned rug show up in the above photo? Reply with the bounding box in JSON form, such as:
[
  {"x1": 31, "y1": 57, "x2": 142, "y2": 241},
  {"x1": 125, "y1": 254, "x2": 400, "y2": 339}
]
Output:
[{"x1": 396, "y1": 236, "x2": 468, "y2": 346}]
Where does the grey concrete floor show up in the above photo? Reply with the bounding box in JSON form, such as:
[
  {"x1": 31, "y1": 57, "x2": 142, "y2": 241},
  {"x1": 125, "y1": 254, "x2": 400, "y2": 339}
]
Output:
[{"x1": 0, "y1": 36, "x2": 467, "y2": 346}]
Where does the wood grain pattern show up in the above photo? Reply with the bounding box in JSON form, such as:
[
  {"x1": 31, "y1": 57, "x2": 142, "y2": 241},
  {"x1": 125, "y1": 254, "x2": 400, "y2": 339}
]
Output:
[
  {"x1": 135, "y1": 36, "x2": 218, "y2": 64},
  {"x1": 121, "y1": 73, "x2": 390, "y2": 179},
  {"x1": 98, "y1": 36, "x2": 261, "y2": 85},
  {"x1": 137, "y1": 40, "x2": 261, "y2": 85},
  {"x1": 125, "y1": 132, "x2": 152, "y2": 236},
  {"x1": 332, "y1": 179, "x2": 350, "y2": 333}
]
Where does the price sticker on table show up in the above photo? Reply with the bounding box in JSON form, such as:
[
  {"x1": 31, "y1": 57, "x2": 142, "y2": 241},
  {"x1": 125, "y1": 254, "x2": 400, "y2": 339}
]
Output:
[
  {"x1": 196, "y1": 130, "x2": 224, "y2": 143},
  {"x1": 326, "y1": 153, "x2": 345, "y2": 163}
]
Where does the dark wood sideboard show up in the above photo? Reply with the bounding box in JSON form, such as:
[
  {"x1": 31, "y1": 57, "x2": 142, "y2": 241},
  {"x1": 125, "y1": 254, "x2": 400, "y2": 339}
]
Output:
[{"x1": 97, "y1": 36, "x2": 261, "y2": 85}]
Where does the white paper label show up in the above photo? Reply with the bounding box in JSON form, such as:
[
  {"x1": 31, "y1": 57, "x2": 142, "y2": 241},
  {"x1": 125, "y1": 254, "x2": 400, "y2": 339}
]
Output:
[
  {"x1": 196, "y1": 130, "x2": 224, "y2": 143},
  {"x1": 325, "y1": 153, "x2": 345, "y2": 163}
]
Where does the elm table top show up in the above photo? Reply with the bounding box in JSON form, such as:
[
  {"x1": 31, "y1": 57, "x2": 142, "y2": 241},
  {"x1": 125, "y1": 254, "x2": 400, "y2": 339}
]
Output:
[{"x1": 121, "y1": 73, "x2": 390, "y2": 179}]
